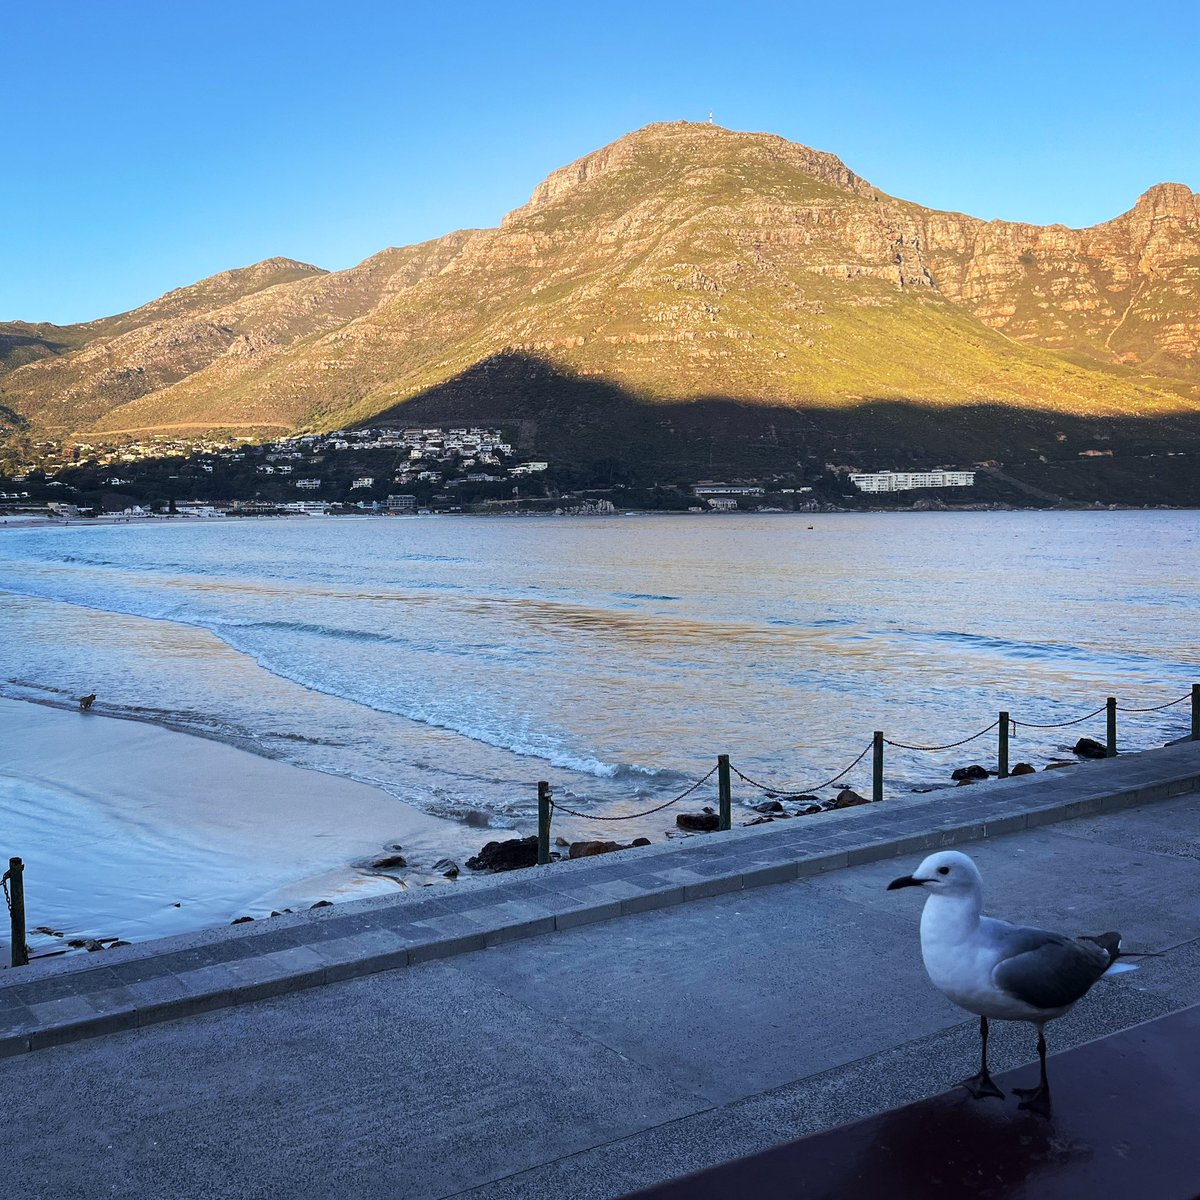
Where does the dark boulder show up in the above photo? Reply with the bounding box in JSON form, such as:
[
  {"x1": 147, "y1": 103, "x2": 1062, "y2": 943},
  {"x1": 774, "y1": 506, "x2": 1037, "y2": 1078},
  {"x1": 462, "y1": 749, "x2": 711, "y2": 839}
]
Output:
[
  {"x1": 568, "y1": 840, "x2": 624, "y2": 859},
  {"x1": 466, "y1": 836, "x2": 539, "y2": 872},
  {"x1": 951, "y1": 765, "x2": 989, "y2": 781},
  {"x1": 1010, "y1": 762, "x2": 1036, "y2": 776},
  {"x1": 310, "y1": 899, "x2": 332, "y2": 909},
  {"x1": 1073, "y1": 737, "x2": 1108, "y2": 759},
  {"x1": 631, "y1": 837, "x2": 651, "y2": 847},
  {"x1": 433, "y1": 858, "x2": 460, "y2": 878},
  {"x1": 794, "y1": 803, "x2": 824, "y2": 815},
  {"x1": 745, "y1": 815, "x2": 774, "y2": 826},
  {"x1": 787, "y1": 794, "x2": 820, "y2": 804},
  {"x1": 833, "y1": 788, "x2": 868, "y2": 808},
  {"x1": 676, "y1": 811, "x2": 720, "y2": 832},
  {"x1": 754, "y1": 799, "x2": 785, "y2": 814},
  {"x1": 370, "y1": 854, "x2": 407, "y2": 870},
  {"x1": 230, "y1": 916, "x2": 254, "y2": 925},
  {"x1": 1044, "y1": 761, "x2": 1074, "y2": 771}
]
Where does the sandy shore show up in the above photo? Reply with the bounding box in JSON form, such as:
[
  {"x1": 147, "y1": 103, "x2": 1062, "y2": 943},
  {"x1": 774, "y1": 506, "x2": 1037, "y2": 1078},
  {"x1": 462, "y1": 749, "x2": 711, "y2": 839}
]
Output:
[{"x1": 0, "y1": 697, "x2": 467, "y2": 949}]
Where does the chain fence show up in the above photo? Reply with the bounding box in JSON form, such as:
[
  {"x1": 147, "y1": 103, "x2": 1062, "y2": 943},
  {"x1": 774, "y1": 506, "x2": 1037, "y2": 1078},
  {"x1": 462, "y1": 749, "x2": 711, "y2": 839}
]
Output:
[
  {"x1": 729, "y1": 739, "x2": 874, "y2": 797},
  {"x1": 1011, "y1": 704, "x2": 1107, "y2": 730},
  {"x1": 548, "y1": 763, "x2": 718, "y2": 821},
  {"x1": 543, "y1": 685, "x2": 1195, "y2": 829},
  {"x1": 1118, "y1": 693, "x2": 1191, "y2": 714},
  {"x1": 883, "y1": 719, "x2": 1001, "y2": 753}
]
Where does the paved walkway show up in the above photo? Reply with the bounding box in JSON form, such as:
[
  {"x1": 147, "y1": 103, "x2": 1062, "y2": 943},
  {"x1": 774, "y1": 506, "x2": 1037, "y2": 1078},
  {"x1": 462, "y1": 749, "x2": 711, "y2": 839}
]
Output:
[{"x1": 1, "y1": 745, "x2": 1198, "y2": 1198}]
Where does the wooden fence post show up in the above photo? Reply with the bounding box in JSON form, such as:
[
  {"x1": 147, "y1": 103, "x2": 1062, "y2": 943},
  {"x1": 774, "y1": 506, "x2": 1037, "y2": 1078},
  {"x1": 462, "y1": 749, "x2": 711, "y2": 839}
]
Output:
[
  {"x1": 998, "y1": 712, "x2": 1010, "y2": 779},
  {"x1": 1192, "y1": 684, "x2": 1199, "y2": 742},
  {"x1": 537, "y1": 782, "x2": 551, "y2": 866},
  {"x1": 717, "y1": 755, "x2": 732, "y2": 831},
  {"x1": 872, "y1": 732, "x2": 884, "y2": 803},
  {"x1": 6, "y1": 857, "x2": 27, "y2": 968},
  {"x1": 1106, "y1": 696, "x2": 1118, "y2": 758}
]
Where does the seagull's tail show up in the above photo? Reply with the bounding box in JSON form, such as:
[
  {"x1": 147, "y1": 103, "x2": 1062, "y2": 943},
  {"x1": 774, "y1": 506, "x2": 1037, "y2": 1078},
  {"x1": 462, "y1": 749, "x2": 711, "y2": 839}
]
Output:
[
  {"x1": 1080, "y1": 931, "x2": 1122, "y2": 968},
  {"x1": 1081, "y1": 931, "x2": 1164, "y2": 977}
]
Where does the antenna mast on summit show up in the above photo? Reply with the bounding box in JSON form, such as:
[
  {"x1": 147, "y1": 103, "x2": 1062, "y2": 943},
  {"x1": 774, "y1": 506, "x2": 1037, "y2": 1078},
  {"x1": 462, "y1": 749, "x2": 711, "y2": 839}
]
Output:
[{"x1": 708, "y1": 110, "x2": 714, "y2": 125}]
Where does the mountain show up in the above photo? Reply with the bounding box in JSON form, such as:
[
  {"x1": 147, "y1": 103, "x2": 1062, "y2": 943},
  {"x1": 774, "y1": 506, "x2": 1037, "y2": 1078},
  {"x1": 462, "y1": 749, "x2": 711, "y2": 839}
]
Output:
[{"x1": 4, "y1": 122, "x2": 1200, "y2": 495}]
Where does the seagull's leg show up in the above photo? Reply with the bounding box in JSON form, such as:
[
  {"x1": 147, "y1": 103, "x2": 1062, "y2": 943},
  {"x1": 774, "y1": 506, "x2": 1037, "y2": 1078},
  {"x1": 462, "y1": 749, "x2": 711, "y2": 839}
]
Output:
[
  {"x1": 960, "y1": 1015, "x2": 1005, "y2": 1100},
  {"x1": 1014, "y1": 1024, "x2": 1052, "y2": 1116}
]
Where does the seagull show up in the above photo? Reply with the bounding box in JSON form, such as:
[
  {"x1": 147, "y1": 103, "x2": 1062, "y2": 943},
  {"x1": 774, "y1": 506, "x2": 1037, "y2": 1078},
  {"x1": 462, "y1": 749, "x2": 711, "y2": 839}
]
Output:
[{"x1": 888, "y1": 849, "x2": 1124, "y2": 1115}]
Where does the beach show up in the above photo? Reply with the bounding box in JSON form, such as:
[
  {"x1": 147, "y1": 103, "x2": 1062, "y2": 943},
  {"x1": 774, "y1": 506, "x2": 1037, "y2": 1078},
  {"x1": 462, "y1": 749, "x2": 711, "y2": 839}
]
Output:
[{"x1": 0, "y1": 697, "x2": 467, "y2": 953}]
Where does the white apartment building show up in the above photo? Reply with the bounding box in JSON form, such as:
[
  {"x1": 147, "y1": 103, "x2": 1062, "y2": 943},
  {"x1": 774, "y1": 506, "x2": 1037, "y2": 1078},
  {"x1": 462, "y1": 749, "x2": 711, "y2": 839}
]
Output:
[
  {"x1": 849, "y1": 470, "x2": 976, "y2": 493},
  {"x1": 295, "y1": 478, "x2": 322, "y2": 490}
]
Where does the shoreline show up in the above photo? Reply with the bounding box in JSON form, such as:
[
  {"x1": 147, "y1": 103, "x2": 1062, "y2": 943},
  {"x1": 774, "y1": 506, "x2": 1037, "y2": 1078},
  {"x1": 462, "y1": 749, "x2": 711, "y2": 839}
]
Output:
[
  {"x1": 0, "y1": 696, "x2": 473, "y2": 953},
  {"x1": 3, "y1": 506, "x2": 1199, "y2": 539}
]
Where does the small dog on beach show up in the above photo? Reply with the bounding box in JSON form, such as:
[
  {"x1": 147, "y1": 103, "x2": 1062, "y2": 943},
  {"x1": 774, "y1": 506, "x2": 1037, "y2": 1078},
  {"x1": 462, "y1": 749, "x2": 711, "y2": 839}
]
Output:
[{"x1": 79, "y1": 693, "x2": 96, "y2": 711}]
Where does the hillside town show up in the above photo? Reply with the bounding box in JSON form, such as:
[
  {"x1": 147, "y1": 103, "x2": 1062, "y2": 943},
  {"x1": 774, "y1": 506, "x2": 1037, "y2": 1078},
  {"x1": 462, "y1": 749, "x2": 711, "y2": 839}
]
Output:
[{"x1": 0, "y1": 421, "x2": 1021, "y2": 520}]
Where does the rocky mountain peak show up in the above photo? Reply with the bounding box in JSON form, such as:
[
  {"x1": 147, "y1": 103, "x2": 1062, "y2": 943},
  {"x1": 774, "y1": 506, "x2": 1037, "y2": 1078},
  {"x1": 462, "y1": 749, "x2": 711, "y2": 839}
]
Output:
[
  {"x1": 503, "y1": 121, "x2": 876, "y2": 228},
  {"x1": 1133, "y1": 181, "x2": 1199, "y2": 219}
]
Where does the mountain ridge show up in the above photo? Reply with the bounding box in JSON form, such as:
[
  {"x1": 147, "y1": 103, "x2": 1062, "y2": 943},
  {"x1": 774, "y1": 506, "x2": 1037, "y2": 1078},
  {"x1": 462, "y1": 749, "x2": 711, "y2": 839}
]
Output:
[{"x1": 3, "y1": 121, "x2": 1198, "y2": 463}]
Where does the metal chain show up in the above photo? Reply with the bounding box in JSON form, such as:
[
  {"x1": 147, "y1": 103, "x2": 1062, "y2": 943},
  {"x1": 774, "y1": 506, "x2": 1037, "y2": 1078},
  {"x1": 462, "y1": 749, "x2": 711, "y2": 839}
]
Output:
[
  {"x1": 1013, "y1": 704, "x2": 1107, "y2": 730},
  {"x1": 549, "y1": 764, "x2": 719, "y2": 821},
  {"x1": 730, "y1": 739, "x2": 874, "y2": 797},
  {"x1": 1, "y1": 870, "x2": 10, "y2": 916},
  {"x1": 1117, "y1": 694, "x2": 1191, "y2": 714},
  {"x1": 884, "y1": 720, "x2": 1000, "y2": 752}
]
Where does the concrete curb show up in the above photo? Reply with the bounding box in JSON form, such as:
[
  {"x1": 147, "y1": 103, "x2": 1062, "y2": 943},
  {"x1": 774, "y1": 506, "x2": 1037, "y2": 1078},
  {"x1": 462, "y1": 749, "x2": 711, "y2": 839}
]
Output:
[{"x1": 2, "y1": 741, "x2": 1198, "y2": 1058}]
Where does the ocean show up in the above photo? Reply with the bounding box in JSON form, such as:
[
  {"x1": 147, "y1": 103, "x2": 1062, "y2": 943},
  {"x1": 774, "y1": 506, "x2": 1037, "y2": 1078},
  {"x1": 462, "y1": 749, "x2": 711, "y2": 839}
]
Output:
[{"x1": 1, "y1": 511, "x2": 1196, "y2": 939}]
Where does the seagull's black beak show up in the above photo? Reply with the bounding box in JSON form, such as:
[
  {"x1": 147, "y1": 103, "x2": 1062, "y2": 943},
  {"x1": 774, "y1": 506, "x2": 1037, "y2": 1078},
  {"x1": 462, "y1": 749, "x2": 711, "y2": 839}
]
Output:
[{"x1": 887, "y1": 874, "x2": 923, "y2": 891}]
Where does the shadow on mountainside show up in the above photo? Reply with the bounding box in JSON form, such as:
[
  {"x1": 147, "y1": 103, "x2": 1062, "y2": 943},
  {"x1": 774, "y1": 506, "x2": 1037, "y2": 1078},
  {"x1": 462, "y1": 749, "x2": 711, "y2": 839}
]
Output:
[{"x1": 364, "y1": 353, "x2": 1200, "y2": 506}]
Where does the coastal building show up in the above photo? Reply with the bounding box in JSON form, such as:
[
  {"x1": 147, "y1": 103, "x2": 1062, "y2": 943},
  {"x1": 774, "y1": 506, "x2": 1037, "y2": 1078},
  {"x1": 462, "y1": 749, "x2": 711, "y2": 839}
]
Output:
[
  {"x1": 350, "y1": 477, "x2": 375, "y2": 489},
  {"x1": 282, "y1": 501, "x2": 332, "y2": 515},
  {"x1": 295, "y1": 479, "x2": 322, "y2": 490},
  {"x1": 849, "y1": 470, "x2": 976, "y2": 493},
  {"x1": 175, "y1": 504, "x2": 226, "y2": 518},
  {"x1": 692, "y1": 484, "x2": 765, "y2": 497},
  {"x1": 384, "y1": 494, "x2": 416, "y2": 512}
]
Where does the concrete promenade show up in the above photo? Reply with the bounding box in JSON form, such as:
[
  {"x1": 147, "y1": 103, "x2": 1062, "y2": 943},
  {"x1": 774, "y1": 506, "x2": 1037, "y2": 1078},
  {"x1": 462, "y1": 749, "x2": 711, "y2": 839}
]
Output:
[{"x1": 1, "y1": 744, "x2": 1199, "y2": 1197}]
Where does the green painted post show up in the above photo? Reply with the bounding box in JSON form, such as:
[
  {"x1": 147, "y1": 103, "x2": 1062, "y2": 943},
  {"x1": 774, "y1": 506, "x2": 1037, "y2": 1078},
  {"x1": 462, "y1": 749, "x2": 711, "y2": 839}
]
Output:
[
  {"x1": 717, "y1": 755, "x2": 732, "y2": 831},
  {"x1": 998, "y1": 712, "x2": 1009, "y2": 779},
  {"x1": 1106, "y1": 696, "x2": 1118, "y2": 758},
  {"x1": 872, "y1": 732, "x2": 884, "y2": 803},
  {"x1": 1192, "y1": 684, "x2": 1199, "y2": 741},
  {"x1": 537, "y1": 782, "x2": 551, "y2": 866},
  {"x1": 7, "y1": 857, "x2": 27, "y2": 969}
]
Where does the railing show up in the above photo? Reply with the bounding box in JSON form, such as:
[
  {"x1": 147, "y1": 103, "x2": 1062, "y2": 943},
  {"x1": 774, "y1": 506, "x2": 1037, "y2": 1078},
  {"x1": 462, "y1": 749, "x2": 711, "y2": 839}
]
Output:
[{"x1": 533, "y1": 684, "x2": 1200, "y2": 865}]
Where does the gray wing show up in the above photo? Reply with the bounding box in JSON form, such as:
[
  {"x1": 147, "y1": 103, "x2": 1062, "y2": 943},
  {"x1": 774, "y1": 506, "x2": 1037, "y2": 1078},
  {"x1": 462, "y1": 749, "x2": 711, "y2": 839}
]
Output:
[{"x1": 987, "y1": 920, "x2": 1113, "y2": 1010}]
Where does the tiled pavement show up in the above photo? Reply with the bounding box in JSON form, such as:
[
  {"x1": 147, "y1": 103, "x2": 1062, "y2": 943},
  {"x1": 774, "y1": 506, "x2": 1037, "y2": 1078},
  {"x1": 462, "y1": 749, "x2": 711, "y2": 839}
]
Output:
[{"x1": 3, "y1": 738, "x2": 1199, "y2": 1057}]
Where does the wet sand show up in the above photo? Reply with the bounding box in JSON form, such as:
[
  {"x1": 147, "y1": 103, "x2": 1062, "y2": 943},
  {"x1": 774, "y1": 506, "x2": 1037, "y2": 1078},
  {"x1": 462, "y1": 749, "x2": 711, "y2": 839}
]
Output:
[{"x1": 0, "y1": 697, "x2": 466, "y2": 949}]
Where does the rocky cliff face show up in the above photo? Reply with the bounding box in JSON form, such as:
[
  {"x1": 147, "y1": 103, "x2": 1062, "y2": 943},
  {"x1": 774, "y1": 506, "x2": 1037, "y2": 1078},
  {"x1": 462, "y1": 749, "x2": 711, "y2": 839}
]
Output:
[{"x1": 3, "y1": 122, "x2": 1198, "y2": 444}]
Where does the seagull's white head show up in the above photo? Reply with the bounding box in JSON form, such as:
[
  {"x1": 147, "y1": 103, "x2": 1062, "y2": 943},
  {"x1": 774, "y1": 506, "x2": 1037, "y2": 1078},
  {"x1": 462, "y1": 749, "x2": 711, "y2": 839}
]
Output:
[{"x1": 887, "y1": 850, "x2": 982, "y2": 897}]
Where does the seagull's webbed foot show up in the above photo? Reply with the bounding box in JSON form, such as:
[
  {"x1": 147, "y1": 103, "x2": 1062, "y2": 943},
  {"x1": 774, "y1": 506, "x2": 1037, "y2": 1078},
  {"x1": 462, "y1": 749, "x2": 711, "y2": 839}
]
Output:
[
  {"x1": 1013, "y1": 1084, "x2": 1052, "y2": 1117},
  {"x1": 960, "y1": 1071, "x2": 1005, "y2": 1100}
]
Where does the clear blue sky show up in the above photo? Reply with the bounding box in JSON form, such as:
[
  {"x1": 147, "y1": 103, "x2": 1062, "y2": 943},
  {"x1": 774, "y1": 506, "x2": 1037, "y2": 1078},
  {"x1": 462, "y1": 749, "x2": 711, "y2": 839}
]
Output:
[{"x1": 5, "y1": 0, "x2": 1197, "y2": 324}]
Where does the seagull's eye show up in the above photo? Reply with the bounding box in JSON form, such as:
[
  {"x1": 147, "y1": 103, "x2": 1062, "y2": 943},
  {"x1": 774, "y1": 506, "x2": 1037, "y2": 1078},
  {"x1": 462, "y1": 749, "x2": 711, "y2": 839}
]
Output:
[{"x1": 937, "y1": 866, "x2": 950, "y2": 875}]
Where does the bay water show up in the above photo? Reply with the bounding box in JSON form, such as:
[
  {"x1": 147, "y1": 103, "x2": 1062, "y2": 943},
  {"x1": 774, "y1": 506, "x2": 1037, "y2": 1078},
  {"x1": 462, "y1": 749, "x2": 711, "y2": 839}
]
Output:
[{"x1": 1, "y1": 511, "x2": 1195, "y2": 937}]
